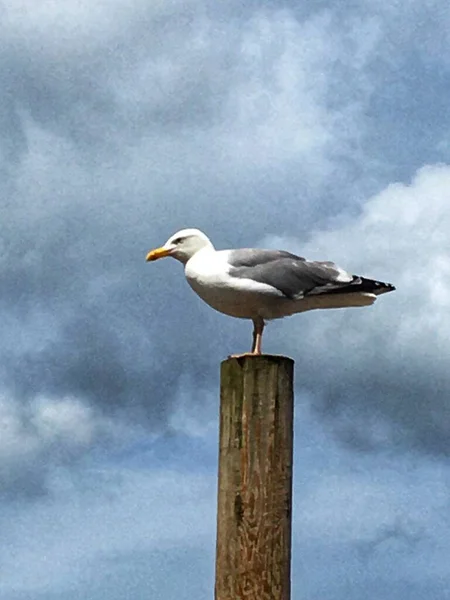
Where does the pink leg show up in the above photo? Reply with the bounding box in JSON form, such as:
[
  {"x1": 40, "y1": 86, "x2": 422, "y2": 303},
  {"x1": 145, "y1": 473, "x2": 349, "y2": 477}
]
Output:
[{"x1": 251, "y1": 318, "x2": 265, "y2": 355}]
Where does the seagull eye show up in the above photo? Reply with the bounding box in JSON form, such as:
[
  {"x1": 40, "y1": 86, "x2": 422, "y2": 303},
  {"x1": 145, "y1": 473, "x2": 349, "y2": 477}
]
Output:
[{"x1": 172, "y1": 237, "x2": 183, "y2": 245}]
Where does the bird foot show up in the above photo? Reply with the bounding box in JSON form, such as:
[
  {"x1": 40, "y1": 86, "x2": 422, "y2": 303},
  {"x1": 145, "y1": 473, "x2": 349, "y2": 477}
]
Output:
[{"x1": 227, "y1": 352, "x2": 261, "y2": 359}]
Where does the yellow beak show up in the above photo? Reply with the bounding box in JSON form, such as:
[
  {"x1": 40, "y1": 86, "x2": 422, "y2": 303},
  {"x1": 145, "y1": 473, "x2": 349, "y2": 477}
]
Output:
[{"x1": 145, "y1": 246, "x2": 172, "y2": 261}]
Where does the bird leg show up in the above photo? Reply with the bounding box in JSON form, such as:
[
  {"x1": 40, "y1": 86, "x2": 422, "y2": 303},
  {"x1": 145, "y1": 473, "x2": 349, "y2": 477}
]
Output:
[{"x1": 251, "y1": 318, "x2": 265, "y2": 354}]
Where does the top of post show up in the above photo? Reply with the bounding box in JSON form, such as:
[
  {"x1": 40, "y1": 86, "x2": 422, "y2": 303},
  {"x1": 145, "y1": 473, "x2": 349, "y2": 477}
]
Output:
[{"x1": 222, "y1": 354, "x2": 294, "y2": 368}]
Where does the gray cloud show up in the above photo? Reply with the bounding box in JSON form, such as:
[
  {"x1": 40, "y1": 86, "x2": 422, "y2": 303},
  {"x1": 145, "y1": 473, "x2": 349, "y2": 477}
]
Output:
[
  {"x1": 0, "y1": 0, "x2": 383, "y2": 498},
  {"x1": 0, "y1": 464, "x2": 216, "y2": 597},
  {"x1": 0, "y1": 0, "x2": 450, "y2": 509},
  {"x1": 356, "y1": 518, "x2": 426, "y2": 560},
  {"x1": 1, "y1": 3, "x2": 450, "y2": 600},
  {"x1": 2, "y1": 408, "x2": 447, "y2": 599}
]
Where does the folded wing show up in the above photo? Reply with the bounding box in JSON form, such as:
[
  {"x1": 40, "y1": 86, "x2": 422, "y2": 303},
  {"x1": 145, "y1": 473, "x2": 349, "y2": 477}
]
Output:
[{"x1": 227, "y1": 249, "x2": 395, "y2": 299}]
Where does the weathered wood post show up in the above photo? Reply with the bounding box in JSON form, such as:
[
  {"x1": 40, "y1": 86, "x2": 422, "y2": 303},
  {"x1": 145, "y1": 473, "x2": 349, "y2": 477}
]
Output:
[{"x1": 215, "y1": 355, "x2": 294, "y2": 600}]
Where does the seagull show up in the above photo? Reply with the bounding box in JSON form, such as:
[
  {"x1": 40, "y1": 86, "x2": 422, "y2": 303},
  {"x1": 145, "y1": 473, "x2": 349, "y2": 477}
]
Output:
[{"x1": 146, "y1": 228, "x2": 395, "y2": 355}]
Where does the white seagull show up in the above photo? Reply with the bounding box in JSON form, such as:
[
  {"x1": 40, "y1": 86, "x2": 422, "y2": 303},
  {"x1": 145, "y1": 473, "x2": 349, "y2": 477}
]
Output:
[{"x1": 146, "y1": 228, "x2": 395, "y2": 355}]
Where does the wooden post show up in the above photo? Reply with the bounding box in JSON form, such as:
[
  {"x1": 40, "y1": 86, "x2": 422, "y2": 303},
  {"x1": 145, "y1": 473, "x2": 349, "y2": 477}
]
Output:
[{"x1": 215, "y1": 355, "x2": 294, "y2": 600}]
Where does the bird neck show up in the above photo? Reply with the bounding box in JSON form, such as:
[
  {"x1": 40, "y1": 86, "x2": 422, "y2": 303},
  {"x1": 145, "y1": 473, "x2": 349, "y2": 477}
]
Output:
[{"x1": 181, "y1": 244, "x2": 215, "y2": 266}]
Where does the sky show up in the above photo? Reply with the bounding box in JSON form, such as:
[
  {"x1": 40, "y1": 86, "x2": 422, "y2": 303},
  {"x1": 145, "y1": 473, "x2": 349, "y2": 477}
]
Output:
[{"x1": 1, "y1": 0, "x2": 450, "y2": 598}]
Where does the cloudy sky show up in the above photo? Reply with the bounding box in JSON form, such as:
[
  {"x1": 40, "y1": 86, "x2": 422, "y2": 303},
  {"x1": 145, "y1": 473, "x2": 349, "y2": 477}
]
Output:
[{"x1": 1, "y1": 0, "x2": 450, "y2": 598}]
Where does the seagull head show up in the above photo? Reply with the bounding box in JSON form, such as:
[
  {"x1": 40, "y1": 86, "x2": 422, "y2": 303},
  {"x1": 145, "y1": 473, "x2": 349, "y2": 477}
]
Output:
[{"x1": 146, "y1": 228, "x2": 214, "y2": 264}]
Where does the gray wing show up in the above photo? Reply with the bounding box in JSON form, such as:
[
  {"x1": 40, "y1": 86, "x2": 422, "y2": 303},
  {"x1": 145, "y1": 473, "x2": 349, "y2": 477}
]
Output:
[{"x1": 228, "y1": 249, "x2": 355, "y2": 299}]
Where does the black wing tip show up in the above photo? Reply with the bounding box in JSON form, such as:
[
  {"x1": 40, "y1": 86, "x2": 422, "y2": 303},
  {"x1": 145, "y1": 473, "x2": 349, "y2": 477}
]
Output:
[{"x1": 364, "y1": 278, "x2": 396, "y2": 294}]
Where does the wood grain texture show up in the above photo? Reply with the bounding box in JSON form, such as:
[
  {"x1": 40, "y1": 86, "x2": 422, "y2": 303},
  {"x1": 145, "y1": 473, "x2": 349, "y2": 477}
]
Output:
[{"x1": 215, "y1": 355, "x2": 294, "y2": 600}]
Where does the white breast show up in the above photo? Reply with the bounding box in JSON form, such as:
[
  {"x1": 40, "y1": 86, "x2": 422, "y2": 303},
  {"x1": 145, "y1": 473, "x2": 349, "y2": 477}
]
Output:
[{"x1": 184, "y1": 249, "x2": 285, "y2": 319}]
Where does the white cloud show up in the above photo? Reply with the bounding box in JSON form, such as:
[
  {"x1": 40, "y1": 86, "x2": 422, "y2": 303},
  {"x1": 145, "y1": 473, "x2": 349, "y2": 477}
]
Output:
[
  {"x1": 262, "y1": 164, "x2": 450, "y2": 453},
  {"x1": 0, "y1": 393, "x2": 123, "y2": 498},
  {"x1": 31, "y1": 397, "x2": 96, "y2": 446},
  {"x1": 1, "y1": 0, "x2": 177, "y2": 51}
]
